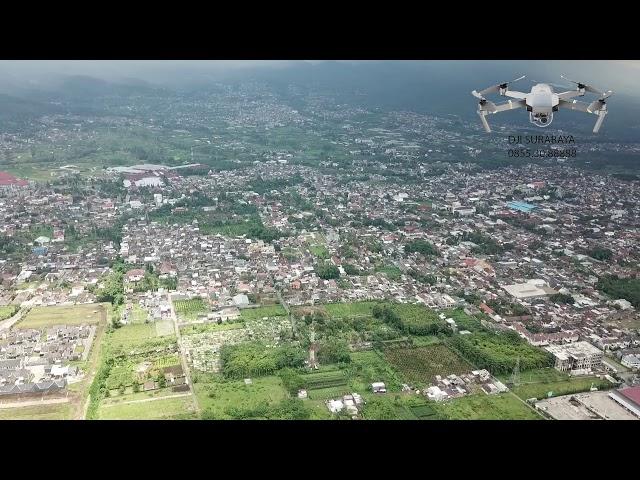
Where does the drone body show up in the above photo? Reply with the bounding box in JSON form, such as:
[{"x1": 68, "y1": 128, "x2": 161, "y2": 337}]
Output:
[{"x1": 471, "y1": 75, "x2": 613, "y2": 133}]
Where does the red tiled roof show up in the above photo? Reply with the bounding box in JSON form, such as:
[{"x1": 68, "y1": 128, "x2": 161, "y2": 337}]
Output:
[
  {"x1": 619, "y1": 386, "x2": 640, "y2": 406},
  {"x1": 0, "y1": 172, "x2": 28, "y2": 186}
]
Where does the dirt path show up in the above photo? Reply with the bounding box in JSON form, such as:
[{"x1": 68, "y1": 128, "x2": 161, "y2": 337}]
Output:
[
  {"x1": 101, "y1": 392, "x2": 192, "y2": 408},
  {"x1": 168, "y1": 294, "x2": 200, "y2": 415},
  {"x1": 0, "y1": 397, "x2": 70, "y2": 409}
]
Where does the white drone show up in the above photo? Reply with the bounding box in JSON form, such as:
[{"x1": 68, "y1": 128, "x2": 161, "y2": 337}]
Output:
[{"x1": 471, "y1": 75, "x2": 613, "y2": 133}]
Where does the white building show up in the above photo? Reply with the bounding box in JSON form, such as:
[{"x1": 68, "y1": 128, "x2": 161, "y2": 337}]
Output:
[
  {"x1": 545, "y1": 341, "x2": 604, "y2": 374},
  {"x1": 621, "y1": 354, "x2": 640, "y2": 369},
  {"x1": 502, "y1": 279, "x2": 556, "y2": 300}
]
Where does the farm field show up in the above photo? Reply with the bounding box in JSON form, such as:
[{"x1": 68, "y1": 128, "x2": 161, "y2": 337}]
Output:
[
  {"x1": 383, "y1": 345, "x2": 471, "y2": 385},
  {"x1": 195, "y1": 375, "x2": 287, "y2": 419},
  {"x1": 432, "y1": 393, "x2": 541, "y2": 420},
  {"x1": 444, "y1": 308, "x2": 483, "y2": 332},
  {"x1": 324, "y1": 301, "x2": 379, "y2": 318},
  {"x1": 240, "y1": 304, "x2": 287, "y2": 320},
  {"x1": 0, "y1": 402, "x2": 74, "y2": 420},
  {"x1": 174, "y1": 297, "x2": 209, "y2": 320},
  {"x1": 17, "y1": 303, "x2": 104, "y2": 328},
  {"x1": 97, "y1": 395, "x2": 197, "y2": 420}
]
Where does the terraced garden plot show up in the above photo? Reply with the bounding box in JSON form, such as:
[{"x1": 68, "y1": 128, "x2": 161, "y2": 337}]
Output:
[{"x1": 383, "y1": 345, "x2": 470, "y2": 384}]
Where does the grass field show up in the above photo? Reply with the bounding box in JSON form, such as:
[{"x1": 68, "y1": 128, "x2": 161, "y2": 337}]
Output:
[
  {"x1": 324, "y1": 301, "x2": 379, "y2": 318},
  {"x1": 0, "y1": 402, "x2": 74, "y2": 420},
  {"x1": 97, "y1": 395, "x2": 197, "y2": 420},
  {"x1": 129, "y1": 304, "x2": 148, "y2": 324},
  {"x1": 240, "y1": 305, "x2": 286, "y2": 320},
  {"x1": 375, "y1": 265, "x2": 402, "y2": 281},
  {"x1": 499, "y1": 368, "x2": 614, "y2": 400},
  {"x1": 108, "y1": 323, "x2": 157, "y2": 348},
  {"x1": 155, "y1": 319, "x2": 174, "y2": 336},
  {"x1": 17, "y1": 303, "x2": 104, "y2": 329},
  {"x1": 195, "y1": 375, "x2": 287, "y2": 419},
  {"x1": 444, "y1": 308, "x2": 483, "y2": 332},
  {"x1": 180, "y1": 321, "x2": 244, "y2": 335},
  {"x1": 308, "y1": 243, "x2": 329, "y2": 259},
  {"x1": 0, "y1": 305, "x2": 18, "y2": 321},
  {"x1": 433, "y1": 393, "x2": 541, "y2": 420},
  {"x1": 384, "y1": 345, "x2": 470, "y2": 385}
]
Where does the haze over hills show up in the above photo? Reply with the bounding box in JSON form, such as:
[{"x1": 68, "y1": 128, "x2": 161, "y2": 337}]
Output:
[{"x1": 0, "y1": 60, "x2": 638, "y2": 140}]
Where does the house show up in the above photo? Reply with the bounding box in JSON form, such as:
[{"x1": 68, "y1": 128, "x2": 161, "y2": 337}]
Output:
[
  {"x1": 126, "y1": 269, "x2": 145, "y2": 283},
  {"x1": 143, "y1": 380, "x2": 157, "y2": 391},
  {"x1": 371, "y1": 382, "x2": 387, "y2": 394}
]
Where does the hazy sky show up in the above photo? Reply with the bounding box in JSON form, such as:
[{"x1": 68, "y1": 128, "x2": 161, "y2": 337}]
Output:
[{"x1": 0, "y1": 60, "x2": 637, "y2": 96}]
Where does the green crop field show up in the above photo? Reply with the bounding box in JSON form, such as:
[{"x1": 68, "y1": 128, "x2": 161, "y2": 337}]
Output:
[
  {"x1": 0, "y1": 305, "x2": 18, "y2": 321},
  {"x1": 383, "y1": 345, "x2": 470, "y2": 384},
  {"x1": 444, "y1": 308, "x2": 483, "y2": 332},
  {"x1": 324, "y1": 301, "x2": 379, "y2": 318},
  {"x1": 375, "y1": 265, "x2": 402, "y2": 281},
  {"x1": 240, "y1": 305, "x2": 286, "y2": 320},
  {"x1": 433, "y1": 393, "x2": 541, "y2": 420},
  {"x1": 174, "y1": 298, "x2": 209, "y2": 320},
  {"x1": 17, "y1": 303, "x2": 104, "y2": 328}
]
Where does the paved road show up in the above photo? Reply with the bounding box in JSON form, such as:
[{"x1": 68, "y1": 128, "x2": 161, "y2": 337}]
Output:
[
  {"x1": 168, "y1": 293, "x2": 200, "y2": 415},
  {"x1": 101, "y1": 392, "x2": 192, "y2": 408},
  {"x1": 0, "y1": 306, "x2": 29, "y2": 332}
]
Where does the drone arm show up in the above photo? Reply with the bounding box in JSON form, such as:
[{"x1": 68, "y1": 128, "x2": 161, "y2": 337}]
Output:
[
  {"x1": 503, "y1": 90, "x2": 527, "y2": 100},
  {"x1": 492, "y1": 99, "x2": 527, "y2": 113},
  {"x1": 558, "y1": 99, "x2": 591, "y2": 113},
  {"x1": 476, "y1": 99, "x2": 526, "y2": 132},
  {"x1": 558, "y1": 99, "x2": 608, "y2": 133},
  {"x1": 557, "y1": 90, "x2": 585, "y2": 100}
]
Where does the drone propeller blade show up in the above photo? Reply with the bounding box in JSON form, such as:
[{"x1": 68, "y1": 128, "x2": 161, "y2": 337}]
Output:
[
  {"x1": 475, "y1": 75, "x2": 526, "y2": 97},
  {"x1": 561, "y1": 74, "x2": 610, "y2": 96},
  {"x1": 471, "y1": 90, "x2": 484, "y2": 100}
]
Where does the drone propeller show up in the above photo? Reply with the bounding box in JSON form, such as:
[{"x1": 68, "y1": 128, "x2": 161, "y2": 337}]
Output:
[
  {"x1": 472, "y1": 75, "x2": 526, "y2": 99},
  {"x1": 560, "y1": 74, "x2": 611, "y2": 97},
  {"x1": 531, "y1": 79, "x2": 572, "y2": 89}
]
